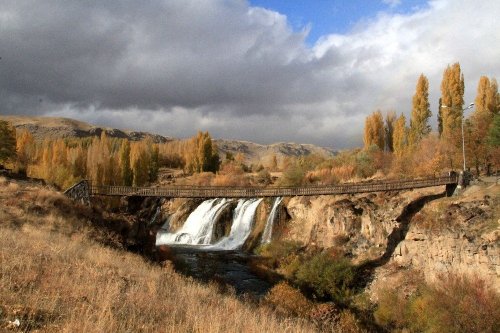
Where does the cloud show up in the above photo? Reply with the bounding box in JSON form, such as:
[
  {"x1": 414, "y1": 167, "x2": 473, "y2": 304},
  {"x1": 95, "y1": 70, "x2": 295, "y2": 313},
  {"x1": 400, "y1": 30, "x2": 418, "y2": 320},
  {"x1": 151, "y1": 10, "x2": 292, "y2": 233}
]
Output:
[
  {"x1": 0, "y1": 0, "x2": 499, "y2": 148},
  {"x1": 382, "y1": 0, "x2": 402, "y2": 8}
]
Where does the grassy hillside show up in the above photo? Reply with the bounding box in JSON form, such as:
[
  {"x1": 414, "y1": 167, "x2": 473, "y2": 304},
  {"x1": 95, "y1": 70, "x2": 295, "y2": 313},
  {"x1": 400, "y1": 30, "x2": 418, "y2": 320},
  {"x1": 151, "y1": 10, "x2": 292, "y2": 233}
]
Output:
[{"x1": 0, "y1": 177, "x2": 313, "y2": 332}]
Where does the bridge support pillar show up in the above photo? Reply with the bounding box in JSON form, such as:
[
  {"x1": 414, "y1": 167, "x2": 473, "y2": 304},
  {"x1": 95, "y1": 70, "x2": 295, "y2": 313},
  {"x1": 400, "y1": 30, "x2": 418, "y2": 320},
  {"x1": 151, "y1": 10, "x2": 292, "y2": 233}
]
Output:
[{"x1": 446, "y1": 183, "x2": 458, "y2": 197}]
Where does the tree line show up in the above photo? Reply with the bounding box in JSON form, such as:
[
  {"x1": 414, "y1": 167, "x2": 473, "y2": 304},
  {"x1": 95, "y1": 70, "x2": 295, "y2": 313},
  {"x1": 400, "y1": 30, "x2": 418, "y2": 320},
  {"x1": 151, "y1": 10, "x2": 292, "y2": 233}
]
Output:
[
  {"x1": 0, "y1": 125, "x2": 220, "y2": 189},
  {"x1": 364, "y1": 63, "x2": 499, "y2": 176}
]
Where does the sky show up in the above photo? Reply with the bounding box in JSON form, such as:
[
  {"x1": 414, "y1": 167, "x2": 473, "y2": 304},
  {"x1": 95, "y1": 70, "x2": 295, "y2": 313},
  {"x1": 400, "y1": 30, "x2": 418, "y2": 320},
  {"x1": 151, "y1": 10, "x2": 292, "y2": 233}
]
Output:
[{"x1": 0, "y1": 0, "x2": 499, "y2": 148}]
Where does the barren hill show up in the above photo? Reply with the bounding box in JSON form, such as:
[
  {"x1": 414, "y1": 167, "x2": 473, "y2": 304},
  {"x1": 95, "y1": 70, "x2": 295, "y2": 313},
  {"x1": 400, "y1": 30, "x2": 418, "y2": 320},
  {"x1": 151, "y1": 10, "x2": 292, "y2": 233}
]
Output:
[
  {"x1": 0, "y1": 115, "x2": 336, "y2": 163},
  {"x1": 0, "y1": 115, "x2": 172, "y2": 143},
  {"x1": 215, "y1": 139, "x2": 336, "y2": 166}
]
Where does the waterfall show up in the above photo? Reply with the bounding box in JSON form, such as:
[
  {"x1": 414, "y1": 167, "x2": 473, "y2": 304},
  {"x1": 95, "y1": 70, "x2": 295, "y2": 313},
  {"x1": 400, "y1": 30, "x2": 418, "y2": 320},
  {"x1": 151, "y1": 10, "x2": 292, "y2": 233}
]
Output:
[
  {"x1": 155, "y1": 199, "x2": 231, "y2": 246},
  {"x1": 210, "y1": 198, "x2": 263, "y2": 250},
  {"x1": 260, "y1": 197, "x2": 282, "y2": 244}
]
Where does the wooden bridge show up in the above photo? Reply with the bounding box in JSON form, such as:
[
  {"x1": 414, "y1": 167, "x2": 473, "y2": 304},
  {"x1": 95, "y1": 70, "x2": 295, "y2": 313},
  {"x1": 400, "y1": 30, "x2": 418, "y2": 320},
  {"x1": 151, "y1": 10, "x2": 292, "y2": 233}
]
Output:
[{"x1": 64, "y1": 175, "x2": 459, "y2": 202}]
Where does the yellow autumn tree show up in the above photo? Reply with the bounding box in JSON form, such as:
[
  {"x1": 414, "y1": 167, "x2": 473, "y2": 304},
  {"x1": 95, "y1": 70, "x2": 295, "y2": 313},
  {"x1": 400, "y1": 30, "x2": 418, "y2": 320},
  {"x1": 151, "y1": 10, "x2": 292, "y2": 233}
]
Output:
[
  {"x1": 409, "y1": 74, "x2": 431, "y2": 147},
  {"x1": 364, "y1": 110, "x2": 385, "y2": 150},
  {"x1": 467, "y1": 76, "x2": 499, "y2": 174},
  {"x1": 440, "y1": 63, "x2": 465, "y2": 143},
  {"x1": 392, "y1": 114, "x2": 407, "y2": 157},
  {"x1": 185, "y1": 131, "x2": 220, "y2": 174},
  {"x1": 15, "y1": 129, "x2": 35, "y2": 174}
]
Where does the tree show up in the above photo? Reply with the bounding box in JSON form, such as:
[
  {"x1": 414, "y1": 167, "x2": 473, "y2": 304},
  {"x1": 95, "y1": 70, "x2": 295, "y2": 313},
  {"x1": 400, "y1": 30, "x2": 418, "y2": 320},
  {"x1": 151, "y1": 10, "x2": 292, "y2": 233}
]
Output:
[
  {"x1": 409, "y1": 74, "x2": 431, "y2": 147},
  {"x1": 149, "y1": 144, "x2": 159, "y2": 182},
  {"x1": 392, "y1": 113, "x2": 407, "y2": 157},
  {"x1": 0, "y1": 120, "x2": 17, "y2": 165},
  {"x1": 440, "y1": 63, "x2": 465, "y2": 143},
  {"x1": 119, "y1": 140, "x2": 133, "y2": 186},
  {"x1": 475, "y1": 76, "x2": 499, "y2": 115},
  {"x1": 185, "y1": 131, "x2": 219, "y2": 174},
  {"x1": 488, "y1": 114, "x2": 500, "y2": 147},
  {"x1": 364, "y1": 110, "x2": 385, "y2": 150},
  {"x1": 467, "y1": 76, "x2": 499, "y2": 174},
  {"x1": 16, "y1": 129, "x2": 35, "y2": 174},
  {"x1": 131, "y1": 143, "x2": 150, "y2": 187},
  {"x1": 438, "y1": 97, "x2": 443, "y2": 136},
  {"x1": 385, "y1": 111, "x2": 396, "y2": 152}
]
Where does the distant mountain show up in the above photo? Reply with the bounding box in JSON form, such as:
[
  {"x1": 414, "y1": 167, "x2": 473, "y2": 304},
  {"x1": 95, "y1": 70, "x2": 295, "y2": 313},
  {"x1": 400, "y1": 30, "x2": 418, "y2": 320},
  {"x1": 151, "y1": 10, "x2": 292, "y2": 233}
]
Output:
[
  {"x1": 0, "y1": 115, "x2": 336, "y2": 163},
  {"x1": 215, "y1": 139, "x2": 336, "y2": 166},
  {"x1": 0, "y1": 115, "x2": 172, "y2": 143}
]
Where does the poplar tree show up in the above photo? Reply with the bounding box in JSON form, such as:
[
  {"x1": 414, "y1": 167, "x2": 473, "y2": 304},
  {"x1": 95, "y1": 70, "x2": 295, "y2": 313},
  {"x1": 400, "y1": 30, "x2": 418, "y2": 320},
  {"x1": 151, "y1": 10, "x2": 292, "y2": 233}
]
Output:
[
  {"x1": 468, "y1": 76, "x2": 499, "y2": 174},
  {"x1": 440, "y1": 63, "x2": 465, "y2": 142},
  {"x1": 16, "y1": 129, "x2": 34, "y2": 174},
  {"x1": 131, "y1": 143, "x2": 150, "y2": 187},
  {"x1": 185, "y1": 131, "x2": 219, "y2": 173},
  {"x1": 475, "y1": 77, "x2": 499, "y2": 115},
  {"x1": 409, "y1": 74, "x2": 431, "y2": 147},
  {"x1": 392, "y1": 113, "x2": 407, "y2": 157},
  {"x1": 119, "y1": 140, "x2": 133, "y2": 186},
  {"x1": 149, "y1": 144, "x2": 159, "y2": 182},
  {"x1": 437, "y1": 98, "x2": 443, "y2": 136},
  {"x1": 363, "y1": 110, "x2": 385, "y2": 150},
  {"x1": 385, "y1": 111, "x2": 396, "y2": 152},
  {"x1": 0, "y1": 120, "x2": 17, "y2": 164}
]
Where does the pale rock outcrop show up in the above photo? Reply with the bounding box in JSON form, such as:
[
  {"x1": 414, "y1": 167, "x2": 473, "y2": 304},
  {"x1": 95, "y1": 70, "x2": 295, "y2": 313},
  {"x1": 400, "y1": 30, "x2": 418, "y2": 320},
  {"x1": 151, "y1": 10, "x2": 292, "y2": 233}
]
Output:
[
  {"x1": 283, "y1": 188, "x2": 443, "y2": 263},
  {"x1": 392, "y1": 198, "x2": 499, "y2": 292}
]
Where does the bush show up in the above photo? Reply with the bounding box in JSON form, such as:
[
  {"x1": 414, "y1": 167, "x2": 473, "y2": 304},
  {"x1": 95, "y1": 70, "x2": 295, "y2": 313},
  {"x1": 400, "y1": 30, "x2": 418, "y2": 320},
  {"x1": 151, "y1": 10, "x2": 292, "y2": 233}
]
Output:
[
  {"x1": 264, "y1": 282, "x2": 312, "y2": 317},
  {"x1": 255, "y1": 241, "x2": 302, "y2": 268},
  {"x1": 255, "y1": 168, "x2": 271, "y2": 185},
  {"x1": 375, "y1": 275, "x2": 500, "y2": 333},
  {"x1": 295, "y1": 253, "x2": 356, "y2": 304}
]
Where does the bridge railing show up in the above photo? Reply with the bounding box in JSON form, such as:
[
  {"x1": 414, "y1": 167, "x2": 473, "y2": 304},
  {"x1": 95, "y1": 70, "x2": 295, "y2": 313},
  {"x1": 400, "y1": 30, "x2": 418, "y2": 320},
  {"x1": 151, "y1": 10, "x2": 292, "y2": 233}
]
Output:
[{"x1": 86, "y1": 175, "x2": 458, "y2": 198}]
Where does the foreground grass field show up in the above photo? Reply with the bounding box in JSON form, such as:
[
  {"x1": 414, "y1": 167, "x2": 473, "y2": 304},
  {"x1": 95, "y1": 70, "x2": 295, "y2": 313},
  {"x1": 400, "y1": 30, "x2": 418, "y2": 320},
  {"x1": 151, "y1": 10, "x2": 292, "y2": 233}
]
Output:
[{"x1": 0, "y1": 177, "x2": 313, "y2": 332}]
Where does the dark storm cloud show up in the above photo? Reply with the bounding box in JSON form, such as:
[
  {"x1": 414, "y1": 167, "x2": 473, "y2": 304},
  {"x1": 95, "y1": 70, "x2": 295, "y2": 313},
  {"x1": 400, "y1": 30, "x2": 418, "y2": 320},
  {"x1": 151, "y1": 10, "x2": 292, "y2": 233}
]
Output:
[
  {"x1": 1, "y1": 0, "x2": 499, "y2": 147},
  {"x1": 0, "y1": 0, "x2": 322, "y2": 112}
]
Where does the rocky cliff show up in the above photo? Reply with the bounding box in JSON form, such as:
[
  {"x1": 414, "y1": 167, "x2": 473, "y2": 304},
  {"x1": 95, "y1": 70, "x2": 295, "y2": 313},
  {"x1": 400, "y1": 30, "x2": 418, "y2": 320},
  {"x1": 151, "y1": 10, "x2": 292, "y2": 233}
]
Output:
[{"x1": 279, "y1": 183, "x2": 499, "y2": 292}]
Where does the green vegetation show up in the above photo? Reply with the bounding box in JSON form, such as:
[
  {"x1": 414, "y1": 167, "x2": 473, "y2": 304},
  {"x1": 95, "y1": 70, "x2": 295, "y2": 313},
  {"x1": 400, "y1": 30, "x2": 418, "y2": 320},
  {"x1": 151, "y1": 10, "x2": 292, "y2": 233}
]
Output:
[
  {"x1": 296, "y1": 254, "x2": 356, "y2": 304},
  {"x1": 257, "y1": 241, "x2": 357, "y2": 305},
  {"x1": 488, "y1": 114, "x2": 500, "y2": 146}
]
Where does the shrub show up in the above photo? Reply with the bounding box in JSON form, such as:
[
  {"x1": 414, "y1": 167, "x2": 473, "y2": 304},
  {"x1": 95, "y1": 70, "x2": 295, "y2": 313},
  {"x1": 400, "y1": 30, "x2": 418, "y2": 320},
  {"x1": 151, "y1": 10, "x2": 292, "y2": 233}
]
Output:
[
  {"x1": 375, "y1": 275, "x2": 500, "y2": 333},
  {"x1": 415, "y1": 275, "x2": 500, "y2": 333},
  {"x1": 255, "y1": 168, "x2": 271, "y2": 185},
  {"x1": 264, "y1": 282, "x2": 312, "y2": 317},
  {"x1": 255, "y1": 240, "x2": 302, "y2": 268},
  {"x1": 374, "y1": 287, "x2": 409, "y2": 330},
  {"x1": 295, "y1": 253, "x2": 356, "y2": 304}
]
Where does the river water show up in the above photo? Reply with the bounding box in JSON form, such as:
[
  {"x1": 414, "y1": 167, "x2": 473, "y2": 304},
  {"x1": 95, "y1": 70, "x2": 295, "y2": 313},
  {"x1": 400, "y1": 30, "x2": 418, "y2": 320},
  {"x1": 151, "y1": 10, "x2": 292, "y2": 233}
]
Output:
[{"x1": 158, "y1": 246, "x2": 273, "y2": 296}]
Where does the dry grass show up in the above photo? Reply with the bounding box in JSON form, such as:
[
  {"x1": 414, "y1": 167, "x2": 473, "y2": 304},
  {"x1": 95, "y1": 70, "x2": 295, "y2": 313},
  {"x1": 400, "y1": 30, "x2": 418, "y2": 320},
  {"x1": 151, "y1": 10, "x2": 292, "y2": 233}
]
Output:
[{"x1": 0, "y1": 178, "x2": 314, "y2": 332}]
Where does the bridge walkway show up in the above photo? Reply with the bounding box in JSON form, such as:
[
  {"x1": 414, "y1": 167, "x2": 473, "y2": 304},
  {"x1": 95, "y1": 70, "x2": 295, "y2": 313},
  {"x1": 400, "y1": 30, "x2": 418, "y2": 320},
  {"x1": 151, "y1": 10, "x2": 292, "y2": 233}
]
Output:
[{"x1": 64, "y1": 175, "x2": 458, "y2": 201}]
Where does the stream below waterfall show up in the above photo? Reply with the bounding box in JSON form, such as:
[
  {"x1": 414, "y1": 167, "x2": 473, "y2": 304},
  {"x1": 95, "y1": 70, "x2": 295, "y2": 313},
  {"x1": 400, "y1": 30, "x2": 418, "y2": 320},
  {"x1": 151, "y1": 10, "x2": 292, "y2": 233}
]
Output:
[
  {"x1": 154, "y1": 197, "x2": 282, "y2": 296},
  {"x1": 157, "y1": 246, "x2": 273, "y2": 296}
]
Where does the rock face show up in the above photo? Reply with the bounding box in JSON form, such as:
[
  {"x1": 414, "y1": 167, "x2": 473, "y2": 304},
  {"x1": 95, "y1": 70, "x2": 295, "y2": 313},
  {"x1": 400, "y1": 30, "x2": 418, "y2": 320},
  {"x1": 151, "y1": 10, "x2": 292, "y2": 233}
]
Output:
[
  {"x1": 392, "y1": 197, "x2": 499, "y2": 292},
  {"x1": 159, "y1": 198, "x2": 203, "y2": 231},
  {"x1": 282, "y1": 188, "x2": 443, "y2": 263},
  {"x1": 281, "y1": 185, "x2": 499, "y2": 292}
]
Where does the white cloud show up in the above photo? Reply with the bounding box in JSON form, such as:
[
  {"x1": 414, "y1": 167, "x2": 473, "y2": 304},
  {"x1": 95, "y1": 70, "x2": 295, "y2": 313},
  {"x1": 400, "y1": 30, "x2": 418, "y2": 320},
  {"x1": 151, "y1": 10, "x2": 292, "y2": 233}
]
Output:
[
  {"x1": 382, "y1": 0, "x2": 402, "y2": 8},
  {"x1": 0, "y1": 0, "x2": 499, "y2": 148}
]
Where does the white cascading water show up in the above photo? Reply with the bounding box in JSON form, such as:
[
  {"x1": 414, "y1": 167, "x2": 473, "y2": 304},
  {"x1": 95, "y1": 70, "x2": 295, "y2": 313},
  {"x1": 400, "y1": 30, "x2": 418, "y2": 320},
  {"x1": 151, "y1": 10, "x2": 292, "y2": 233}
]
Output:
[
  {"x1": 260, "y1": 197, "x2": 282, "y2": 244},
  {"x1": 155, "y1": 198, "x2": 231, "y2": 246},
  {"x1": 209, "y1": 198, "x2": 263, "y2": 250}
]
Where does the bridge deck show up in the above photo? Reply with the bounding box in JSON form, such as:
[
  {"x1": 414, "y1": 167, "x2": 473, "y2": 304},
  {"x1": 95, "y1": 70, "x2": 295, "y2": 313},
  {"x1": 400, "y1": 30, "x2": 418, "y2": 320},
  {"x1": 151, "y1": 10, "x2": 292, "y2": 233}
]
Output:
[{"x1": 68, "y1": 175, "x2": 458, "y2": 199}]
